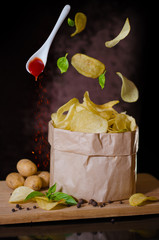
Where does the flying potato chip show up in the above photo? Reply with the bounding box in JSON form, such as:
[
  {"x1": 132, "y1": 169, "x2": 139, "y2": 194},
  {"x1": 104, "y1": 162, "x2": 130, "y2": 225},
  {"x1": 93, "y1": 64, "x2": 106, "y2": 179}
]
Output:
[
  {"x1": 71, "y1": 12, "x2": 87, "y2": 37},
  {"x1": 105, "y1": 18, "x2": 130, "y2": 48},
  {"x1": 70, "y1": 109, "x2": 108, "y2": 133},
  {"x1": 129, "y1": 193, "x2": 158, "y2": 207},
  {"x1": 116, "y1": 72, "x2": 139, "y2": 103},
  {"x1": 71, "y1": 54, "x2": 105, "y2": 79}
]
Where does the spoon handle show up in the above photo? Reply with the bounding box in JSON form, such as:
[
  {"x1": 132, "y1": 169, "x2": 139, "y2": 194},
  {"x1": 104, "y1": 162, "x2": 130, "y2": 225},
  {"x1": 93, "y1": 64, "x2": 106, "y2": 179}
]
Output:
[{"x1": 41, "y1": 5, "x2": 71, "y2": 62}]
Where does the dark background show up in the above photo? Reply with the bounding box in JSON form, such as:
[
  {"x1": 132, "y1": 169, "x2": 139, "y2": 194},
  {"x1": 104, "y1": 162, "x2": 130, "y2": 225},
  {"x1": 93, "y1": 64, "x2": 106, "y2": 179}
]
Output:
[{"x1": 0, "y1": 0, "x2": 158, "y2": 179}]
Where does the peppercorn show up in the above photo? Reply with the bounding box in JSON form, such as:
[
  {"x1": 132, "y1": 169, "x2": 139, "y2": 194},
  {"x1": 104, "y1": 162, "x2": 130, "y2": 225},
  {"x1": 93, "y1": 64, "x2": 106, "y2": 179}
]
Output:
[
  {"x1": 88, "y1": 199, "x2": 98, "y2": 206},
  {"x1": 78, "y1": 198, "x2": 84, "y2": 204},
  {"x1": 92, "y1": 200, "x2": 98, "y2": 207},
  {"x1": 77, "y1": 202, "x2": 81, "y2": 208},
  {"x1": 99, "y1": 202, "x2": 106, "y2": 207},
  {"x1": 88, "y1": 199, "x2": 94, "y2": 204},
  {"x1": 12, "y1": 208, "x2": 16, "y2": 212}
]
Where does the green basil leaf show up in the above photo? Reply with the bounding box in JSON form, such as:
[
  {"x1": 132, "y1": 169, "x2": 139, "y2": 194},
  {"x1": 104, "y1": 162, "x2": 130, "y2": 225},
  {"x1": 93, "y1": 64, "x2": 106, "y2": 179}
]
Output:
[
  {"x1": 25, "y1": 191, "x2": 45, "y2": 201},
  {"x1": 68, "y1": 18, "x2": 75, "y2": 27},
  {"x1": 98, "y1": 70, "x2": 106, "y2": 89},
  {"x1": 50, "y1": 192, "x2": 77, "y2": 205},
  {"x1": 46, "y1": 183, "x2": 56, "y2": 198},
  {"x1": 57, "y1": 53, "x2": 69, "y2": 74}
]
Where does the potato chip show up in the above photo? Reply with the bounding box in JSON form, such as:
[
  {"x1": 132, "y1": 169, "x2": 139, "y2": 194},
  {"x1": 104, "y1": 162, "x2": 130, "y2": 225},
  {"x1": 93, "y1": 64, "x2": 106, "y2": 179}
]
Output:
[
  {"x1": 35, "y1": 196, "x2": 66, "y2": 210},
  {"x1": 105, "y1": 18, "x2": 130, "y2": 48},
  {"x1": 83, "y1": 91, "x2": 118, "y2": 121},
  {"x1": 52, "y1": 98, "x2": 79, "y2": 130},
  {"x1": 56, "y1": 98, "x2": 79, "y2": 120},
  {"x1": 116, "y1": 72, "x2": 139, "y2": 103},
  {"x1": 112, "y1": 113, "x2": 128, "y2": 132},
  {"x1": 126, "y1": 115, "x2": 137, "y2": 131},
  {"x1": 83, "y1": 91, "x2": 119, "y2": 112},
  {"x1": 71, "y1": 54, "x2": 105, "y2": 79},
  {"x1": 9, "y1": 186, "x2": 34, "y2": 203},
  {"x1": 109, "y1": 113, "x2": 136, "y2": 133},
  {"x1": 70, "y1": 109, "x2": 108, "y2": 133},
  {"x1": 71, "y1": 12, "x2": 87, "y2": 37},
  {"x1": 129, "y1": 193, "x2": 158, "y2": 206}
]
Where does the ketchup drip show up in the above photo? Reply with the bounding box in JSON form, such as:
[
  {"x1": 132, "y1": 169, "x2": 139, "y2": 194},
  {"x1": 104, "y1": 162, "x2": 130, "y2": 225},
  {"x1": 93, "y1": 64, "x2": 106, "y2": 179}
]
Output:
[{"x1": 28, "y1": 57, "x2": 44, "y2": 81}]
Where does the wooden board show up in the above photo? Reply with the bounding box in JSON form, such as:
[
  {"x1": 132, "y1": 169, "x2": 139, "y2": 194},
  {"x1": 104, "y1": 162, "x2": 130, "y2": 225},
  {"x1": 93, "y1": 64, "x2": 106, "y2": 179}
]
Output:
[{"x1": 0, "y1": 173, "x2": 159, "y2": 225}]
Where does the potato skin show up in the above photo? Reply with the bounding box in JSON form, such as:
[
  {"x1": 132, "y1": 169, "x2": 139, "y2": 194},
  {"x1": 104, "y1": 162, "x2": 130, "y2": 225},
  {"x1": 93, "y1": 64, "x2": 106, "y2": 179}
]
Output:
[
  {"x1": 17, "y1": 159, "x2": 37, "y2": 177},
  {"x1": 6, "y1": 172, "x2": 25, "y2": 189},
  {"x1": 38, "y1": 171, "x2": 50, "y2": 188},
  {"x1": 24, "y1": 175, "x2": 42, "y2": 191}
]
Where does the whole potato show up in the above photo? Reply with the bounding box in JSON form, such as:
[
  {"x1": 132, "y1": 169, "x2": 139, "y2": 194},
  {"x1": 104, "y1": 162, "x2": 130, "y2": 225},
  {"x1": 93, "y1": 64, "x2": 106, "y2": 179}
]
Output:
[
  {"x1": 6, "y1": 172, "x2": 25, "y2": 189},
  {"x1": 24, "y1": 175, "x2": 42, "y2": 191},
  {"x1": 38, "y1": 171, "x2": 50, "y2": 188},
  {"x1": 17, "y1": 159, "x2": 37, "y2": 177}
]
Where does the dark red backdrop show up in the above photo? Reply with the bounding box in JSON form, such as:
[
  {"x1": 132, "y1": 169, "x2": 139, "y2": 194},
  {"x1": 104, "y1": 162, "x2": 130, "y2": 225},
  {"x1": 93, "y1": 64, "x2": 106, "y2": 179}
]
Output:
[{"x1": 0, "y1": 0, "x2": 158, "y2": 179}]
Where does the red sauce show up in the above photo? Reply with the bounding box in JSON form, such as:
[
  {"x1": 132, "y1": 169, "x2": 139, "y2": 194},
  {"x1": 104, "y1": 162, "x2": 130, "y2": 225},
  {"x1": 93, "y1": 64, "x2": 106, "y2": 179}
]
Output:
[{"x1": 28, "y1": 57, "x2": 44, "y2": 81}]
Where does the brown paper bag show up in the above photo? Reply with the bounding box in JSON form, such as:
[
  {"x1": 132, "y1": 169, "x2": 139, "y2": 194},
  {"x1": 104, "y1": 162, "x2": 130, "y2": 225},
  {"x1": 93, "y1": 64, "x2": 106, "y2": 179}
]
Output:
[{"x1": 48, "y1": 121, "x2": 139, "y2": 202}]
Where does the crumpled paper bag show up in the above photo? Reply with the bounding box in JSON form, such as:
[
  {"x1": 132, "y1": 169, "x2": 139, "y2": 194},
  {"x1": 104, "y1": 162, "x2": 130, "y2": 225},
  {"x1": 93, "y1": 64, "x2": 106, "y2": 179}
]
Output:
[{"x1": 48, "y1": 121, "x2": 139, "y2": 202}]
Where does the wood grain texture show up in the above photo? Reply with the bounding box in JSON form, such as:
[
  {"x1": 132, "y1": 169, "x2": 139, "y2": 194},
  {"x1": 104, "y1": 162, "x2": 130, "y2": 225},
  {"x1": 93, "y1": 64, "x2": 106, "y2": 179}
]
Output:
[{"x1": 0, "y1": 173, "x2": 159, "y2": 225}]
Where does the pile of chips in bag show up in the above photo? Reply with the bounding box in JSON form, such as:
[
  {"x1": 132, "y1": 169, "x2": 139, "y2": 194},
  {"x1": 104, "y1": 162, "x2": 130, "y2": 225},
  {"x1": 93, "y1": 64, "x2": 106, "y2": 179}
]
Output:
[{"x1": 51, "y1": 91, "x2": 136, "y2": 133}]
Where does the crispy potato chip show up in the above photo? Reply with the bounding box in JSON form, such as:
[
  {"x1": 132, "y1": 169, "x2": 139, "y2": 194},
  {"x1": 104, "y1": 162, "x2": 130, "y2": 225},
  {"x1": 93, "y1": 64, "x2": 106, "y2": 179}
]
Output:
[
  {"x1": 35, "y1": 196, "x2": 66, "y2": 210},
  {"x1": 83, "y1": 91, "x2": 119, "y2": 112},
  {"x1": 71, "y1": 12, "x2": 87, "y2": 37},
  {"x1": 52, "y1": 98, "x2": 79, "y2": 130},
  {"x1": 9, "y1": 186, "x2": 34, "y2": 203},
  {"x1": 54, "y1": 104, "x2": 77, "y2": 130},
  {"x1": 83, "y1": 91, "x2": 118, "y2": 121},
  {"x1": 110, "y1": 113, "x2": 136, "y2": 133},
  {"x1": 129, "y1": 193, "x2": 158, "y2": 206},
  {"x1": 105, "y1": 18, "x2": 130, "y2": 48},
  {"x1": 56, "y1": 98, "x2": 79, "y2": 120},
  {"x1": 70, "y1": 109, "x2": 108, "y2": 133},
  {"x1": 71, "y1": 54, "x2": 105, "y2": 79},
  {"x1": 116, "y1": 72, "x2": 139, "y2": 103},
  {"x1": 126, "y1": 115, "x2": 137, "y2": 131}
]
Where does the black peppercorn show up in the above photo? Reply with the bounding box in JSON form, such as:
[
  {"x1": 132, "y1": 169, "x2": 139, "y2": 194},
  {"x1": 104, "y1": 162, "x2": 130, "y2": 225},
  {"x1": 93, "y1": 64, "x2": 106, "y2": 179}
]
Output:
[
  {"x1": 99, "y1": 202, "x2": 106, "y2": 207},
  {"x1": 92, "y1": 200, "x2": 98, "y2": 207},
  {"x1": 78, "y1": 198, "x2": 84, "y2": 204},
  {"x1": 12, "y1": 208, "x2": 16, "y2": 212},
  {"x1": 88, "y1": 199, "x2": 98, "y2": 206},
  {"x1": 77, "y1": 203, "x2": 81, "y2": 208},
  {"x1": 88, "y1": 199, "x2": 94, "y2": 204}
]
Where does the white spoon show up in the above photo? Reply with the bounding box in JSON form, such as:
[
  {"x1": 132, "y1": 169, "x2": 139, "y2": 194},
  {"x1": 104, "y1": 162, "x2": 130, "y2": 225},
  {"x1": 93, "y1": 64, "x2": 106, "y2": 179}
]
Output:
[{"x1": 26, "y1": 4, "x2": 71, "y2": 80}]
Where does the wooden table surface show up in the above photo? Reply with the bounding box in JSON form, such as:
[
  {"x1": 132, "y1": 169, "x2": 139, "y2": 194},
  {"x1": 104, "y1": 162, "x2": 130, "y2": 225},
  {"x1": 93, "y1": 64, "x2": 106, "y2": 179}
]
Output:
[{"x1": 0, "y1": 173, "x2": 159, "y2": 225}]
